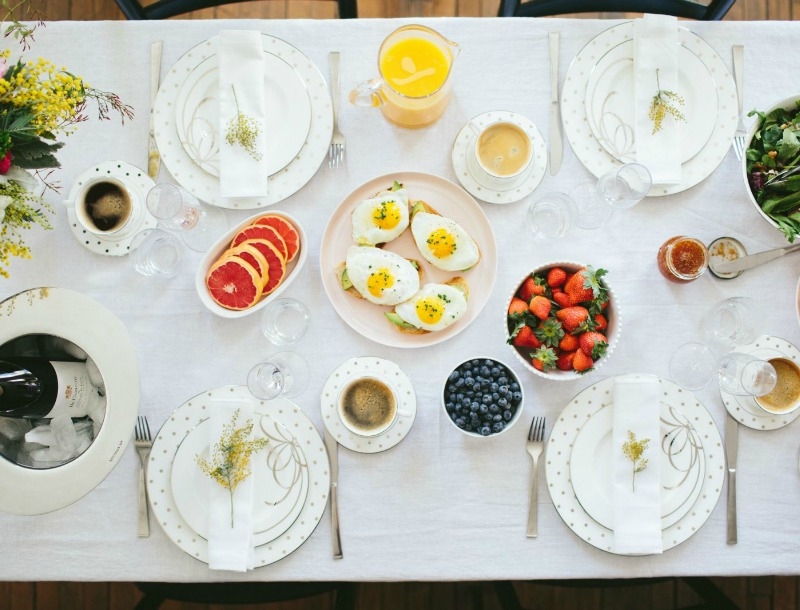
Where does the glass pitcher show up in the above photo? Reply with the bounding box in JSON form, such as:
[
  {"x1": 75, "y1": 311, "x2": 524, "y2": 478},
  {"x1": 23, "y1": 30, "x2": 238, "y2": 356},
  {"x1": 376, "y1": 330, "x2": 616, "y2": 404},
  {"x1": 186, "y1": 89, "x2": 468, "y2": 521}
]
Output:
[{"x1": 349, "y1": 25, "x2": 460, "y2": 128}]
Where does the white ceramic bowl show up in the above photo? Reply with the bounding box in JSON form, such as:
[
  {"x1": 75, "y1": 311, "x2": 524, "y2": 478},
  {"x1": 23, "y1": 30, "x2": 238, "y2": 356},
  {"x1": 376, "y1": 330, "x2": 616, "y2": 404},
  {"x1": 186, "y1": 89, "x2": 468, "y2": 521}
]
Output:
[
  {"x1": 741, "y1": 94, "x2": 800, "y2": 240},
  {"x1": 441, "y1": 357, "x2": 524, "y2": 438},
  {"x1": 195, "y1": 210, "x2": 307, "y2": 318},
  {"x1": 505, "y1": 261, "x2": 621, "y2": 381}
]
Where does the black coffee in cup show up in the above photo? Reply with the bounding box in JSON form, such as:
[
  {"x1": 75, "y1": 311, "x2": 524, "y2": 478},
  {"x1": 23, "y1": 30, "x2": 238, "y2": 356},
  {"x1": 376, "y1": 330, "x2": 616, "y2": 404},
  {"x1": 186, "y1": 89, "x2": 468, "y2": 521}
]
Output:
[
  {"x1": 82, "y1": 180, "x2": 131, "y2": 232},
  {"x1": 339, "y1": 377, "x2": 396, "y2": 435}
]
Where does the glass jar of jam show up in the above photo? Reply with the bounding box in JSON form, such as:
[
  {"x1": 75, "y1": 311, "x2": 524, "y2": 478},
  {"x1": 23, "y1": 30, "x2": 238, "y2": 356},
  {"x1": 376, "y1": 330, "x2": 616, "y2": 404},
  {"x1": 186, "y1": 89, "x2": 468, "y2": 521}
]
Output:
[{"x1": 657, "y1": 236, "x2": 709, "y2": 283}]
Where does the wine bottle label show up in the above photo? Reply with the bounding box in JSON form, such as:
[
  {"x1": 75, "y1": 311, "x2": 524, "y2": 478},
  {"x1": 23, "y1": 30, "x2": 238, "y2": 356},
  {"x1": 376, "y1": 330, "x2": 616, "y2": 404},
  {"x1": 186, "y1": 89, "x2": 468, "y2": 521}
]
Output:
[{"x1": 44, "y1": 361, "x2": 96, "y2": 419}]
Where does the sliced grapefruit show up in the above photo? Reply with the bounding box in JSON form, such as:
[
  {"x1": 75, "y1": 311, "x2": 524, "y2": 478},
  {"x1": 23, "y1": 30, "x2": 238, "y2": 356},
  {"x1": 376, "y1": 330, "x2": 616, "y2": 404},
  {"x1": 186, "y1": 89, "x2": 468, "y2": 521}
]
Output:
[
  {"x1": 231, "y1": 224, "x2": 288, "y2": 261},
  {"x1": 226, "y1": 243, "x2": 269, "y2": 288},
  {"x1": 241, "y1": 238, "x2": 286, "y2": 295},
  {"x1": 253, "y1": 214, "x2": 300, "y2": 261},
  {"x1": 206, "y1": 257, "x2": 263, "y2": 310}
]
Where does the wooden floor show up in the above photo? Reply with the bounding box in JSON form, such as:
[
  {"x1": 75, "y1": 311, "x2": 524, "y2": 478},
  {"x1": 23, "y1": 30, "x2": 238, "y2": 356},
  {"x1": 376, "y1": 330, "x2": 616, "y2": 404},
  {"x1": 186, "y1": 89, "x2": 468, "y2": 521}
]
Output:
[{"x1": 4, "y1": 0, "x2": 798, "y2": 609}]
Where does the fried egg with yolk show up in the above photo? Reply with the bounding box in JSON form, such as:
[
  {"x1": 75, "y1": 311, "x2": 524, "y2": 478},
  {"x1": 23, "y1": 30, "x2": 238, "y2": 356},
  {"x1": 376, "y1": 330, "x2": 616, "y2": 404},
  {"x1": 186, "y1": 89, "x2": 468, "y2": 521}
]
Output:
[
  {"x1": 394, "y1": 283, "x2": 468, "y2": 332},
  {"x1": 351, "y1": 188, "x2": 409, "y2": 246},
  {"x1": 411, "y1": 211, "x2": 480, "y2": 272},
  {"x1": 345, "y1": 245, "x2": 420, "y2": 306}
]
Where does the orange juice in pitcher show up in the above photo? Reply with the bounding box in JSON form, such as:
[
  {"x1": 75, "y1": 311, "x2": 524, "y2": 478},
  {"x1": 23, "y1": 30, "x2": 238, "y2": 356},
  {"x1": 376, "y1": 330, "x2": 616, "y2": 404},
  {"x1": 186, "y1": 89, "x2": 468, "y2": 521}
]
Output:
[{"x1": 350, "y1": 25, "x2": 459, "y2": 128}]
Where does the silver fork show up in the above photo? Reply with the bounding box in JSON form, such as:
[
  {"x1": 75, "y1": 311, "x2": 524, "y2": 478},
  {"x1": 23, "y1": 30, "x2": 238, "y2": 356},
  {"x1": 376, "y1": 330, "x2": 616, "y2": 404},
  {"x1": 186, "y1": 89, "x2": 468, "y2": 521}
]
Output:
[
  {"x1": 328, "y1": 51, "x2": 345, "y2": 169},
  {"x1": 526, "y1": 416, "x2": 545, "y2": 538},
  {"x1": 134, "y1": 416, "x2": 153, "y2": 538},
  {"x1": 732, "y1": 45, "x2": 747, "y2": 160}
]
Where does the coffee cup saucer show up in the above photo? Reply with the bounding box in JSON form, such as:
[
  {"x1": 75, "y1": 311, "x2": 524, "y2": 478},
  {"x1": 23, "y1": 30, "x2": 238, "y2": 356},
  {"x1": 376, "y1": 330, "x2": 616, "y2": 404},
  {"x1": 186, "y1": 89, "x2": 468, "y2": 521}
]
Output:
[
  {"x1": 720, "y1": 334, "x2": 800, "y2": 431},
  {"x1": 451, "y1": 110, "x2": 547, "y2": 205},
  {"x1": 321, "y1": 356, "x2": 416, "y2": 454},
  {"x1": 64, "y1": 160, "x2": 157, "y2": 257}
]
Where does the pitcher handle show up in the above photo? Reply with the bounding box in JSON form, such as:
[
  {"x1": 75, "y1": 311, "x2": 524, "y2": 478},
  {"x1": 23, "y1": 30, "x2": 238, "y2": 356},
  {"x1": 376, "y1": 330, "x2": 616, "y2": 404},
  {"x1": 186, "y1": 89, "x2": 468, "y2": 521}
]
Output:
[{"x1": 348, "y1": 78, "x2": 384, "y2": 108}]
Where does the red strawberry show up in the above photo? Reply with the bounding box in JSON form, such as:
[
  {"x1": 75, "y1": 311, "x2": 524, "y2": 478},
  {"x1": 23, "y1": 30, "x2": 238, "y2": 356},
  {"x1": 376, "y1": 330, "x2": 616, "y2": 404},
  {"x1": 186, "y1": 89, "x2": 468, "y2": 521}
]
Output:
[
  {"x1": 508, "y1": 297, "x2": 528, "y2": 316},
  {"x1": 531, "y1": 346, "x2": 557, "y2": 373},
  {"x1": 558, "y1": 334, "x2": 579, "y2": 352},
  {"x1": 552, "y1": 290, "x2": 572, "y2": 308},
  {"x1": 556, "y1": 351, "x2": 576, "y2": 371},
  {"x1": 564, "y1": 266, "x2": 607, "y2": 305},
  {"x1": 572, "y1": 349, "x2": 594, "y2": 372},
  {"x1": 534, "y1": 317, "x2": 564, "y2": 348},
  {"x1": 593, "y1": 313, "x2": 608, "y2": 331},
  {"x1": 546, "y1": 267, "x2": 567, "y2": 288},
  {"x1": 555, "y1": 306, "x2": 589, "y2": 333},
  {"x1": 579, "y1": 331, "x2": 608, "y2": 359},
  {"x1": 512, "y1": 325, "x2": 541, "y2": 349},
  {"x1": 518, "y1": 276, "x2": 546, "y2": 302},
  {"x1": 528, "y1": 295, "x2": 551, "y2": 320}
]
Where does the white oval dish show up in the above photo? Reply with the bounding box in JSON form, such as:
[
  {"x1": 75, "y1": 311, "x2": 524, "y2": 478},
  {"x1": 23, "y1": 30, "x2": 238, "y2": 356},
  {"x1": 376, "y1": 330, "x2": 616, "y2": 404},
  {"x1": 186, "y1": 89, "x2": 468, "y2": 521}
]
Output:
[
  {"x1": 195, "y1": 210, "x2": 307, "y2": 318},
  {"x1": 505, "y1": 261, "x2": 621, "y2": 381}
]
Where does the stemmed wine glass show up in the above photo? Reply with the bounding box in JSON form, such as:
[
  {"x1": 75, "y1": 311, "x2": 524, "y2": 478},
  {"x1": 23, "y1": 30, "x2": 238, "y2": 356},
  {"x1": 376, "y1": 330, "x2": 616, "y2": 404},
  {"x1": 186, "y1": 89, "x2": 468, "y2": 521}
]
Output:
[
  {"x1": 145, "y1": 183, "x2": 228, "y2": 252},
  {"x1": 571, "y1": 163, "x2": 652, "y2": 229},
  {"x1": 247, "y1": 352, "x2": 309, "y2": 400}
]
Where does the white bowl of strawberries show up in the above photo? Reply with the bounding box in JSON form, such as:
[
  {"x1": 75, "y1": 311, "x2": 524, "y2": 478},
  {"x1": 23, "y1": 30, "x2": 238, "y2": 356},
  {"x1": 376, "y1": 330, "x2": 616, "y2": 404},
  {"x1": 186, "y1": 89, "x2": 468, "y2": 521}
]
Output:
[
  {"x1": 196, "y1": 210, "x2": 307, "y2": 318},
  {"x1": 505, "y1": 262, "x2": 620, "y2": 380}
]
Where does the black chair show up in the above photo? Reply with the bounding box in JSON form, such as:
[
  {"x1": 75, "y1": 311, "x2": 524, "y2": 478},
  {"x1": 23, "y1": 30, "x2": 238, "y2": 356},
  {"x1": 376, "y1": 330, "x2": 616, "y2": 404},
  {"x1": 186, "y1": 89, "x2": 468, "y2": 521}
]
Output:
[
  {"x1": 113, "y1": 0, "x2": 357, "y2": 19},
  {"x1": 494, "y1": 578, "x2": 741, "y2": 610},
  {"x1": 133, "y1": 581, "x2": 357, "y2": 610},
  {"x1": 498, "y1": 0, "x2": 735, "y2": 19}
]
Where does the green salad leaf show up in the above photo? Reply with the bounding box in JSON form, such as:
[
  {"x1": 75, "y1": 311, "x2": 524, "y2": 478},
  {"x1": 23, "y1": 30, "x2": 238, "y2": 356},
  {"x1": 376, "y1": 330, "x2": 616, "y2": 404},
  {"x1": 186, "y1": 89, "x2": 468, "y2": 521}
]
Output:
[{"x1": 746, "y1": 101, "x2": 800, "y2": 242}]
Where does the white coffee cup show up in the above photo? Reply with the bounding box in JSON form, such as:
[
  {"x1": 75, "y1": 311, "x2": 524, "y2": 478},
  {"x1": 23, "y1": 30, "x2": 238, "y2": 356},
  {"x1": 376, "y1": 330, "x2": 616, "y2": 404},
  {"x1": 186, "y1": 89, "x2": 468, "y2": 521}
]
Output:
[
  {"x1": 467, "y1": 120, "x2": 533, "y2": 190},
  {"x1": 754, "y1": 357, "x2": 800, "y2": 415},
  {"x1": 337, "y1": 376, "x2": 409, "y2": 437},
  {"x1": 73, "y1": 176, "x2": 134, "y2": 236}
]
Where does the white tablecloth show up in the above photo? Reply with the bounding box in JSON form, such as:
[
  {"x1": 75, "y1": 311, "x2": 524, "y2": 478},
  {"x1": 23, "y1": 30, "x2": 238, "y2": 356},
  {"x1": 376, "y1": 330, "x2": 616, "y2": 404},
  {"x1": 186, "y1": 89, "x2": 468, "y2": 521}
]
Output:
[{"x1": 1, "y1": 17, "x2": 799, "y2": 582}]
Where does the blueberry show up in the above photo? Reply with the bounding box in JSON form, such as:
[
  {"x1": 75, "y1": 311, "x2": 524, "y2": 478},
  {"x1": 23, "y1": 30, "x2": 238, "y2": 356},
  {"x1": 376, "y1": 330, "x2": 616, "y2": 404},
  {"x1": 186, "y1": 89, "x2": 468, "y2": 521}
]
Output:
[
  {"x1": 503, "y1": 409, "x2": 513, "y2": 421},
  {"x1": 450, "y1": 412, "x2": 458, "y2": 422},
  {"x1": 480, "y1": 425, "x2": 492, "y2": 436},
  {"x1": 493, "y1": 414, "x2": 503, "y2": 422},
  {"x1": 470, "y1": 402, "x2": 480, "y2": 413},
  {"x1": 445, "y1": 401, "x2": 455, "y2": 413},
  {"x1": 498, "y1": 397, "x2": 508, "y2": 408},
  {"x1": 480, "y1": 365, "x2": 490, "y2": 376},
  {"x1": 512, "y1": 391, "x2": 522, "y2": 402},
  {"x1": 481, "y1": 394, "x2": 492, "y2": 405},
  {"x1": 492, "y1": 421, "x2": 505, "y2": 433},
  {"x1": 471, "y1": 359, "x2": 481, "y2": 367},
  {"x1": 473, "y1": 382, "x2": 482, "y2": 392},
  {"x1": 448, "y1": 370, "x2": 461, "y2": 382},
  {"x1": 498, "y1": 376, "x2": 508, "y2": 386},
  {"x1": 511, "y1": 382, "x2": 520, "y2": 391},
  {"x1": 464, "y1": 424, "x2": 473, "y2": 432}
]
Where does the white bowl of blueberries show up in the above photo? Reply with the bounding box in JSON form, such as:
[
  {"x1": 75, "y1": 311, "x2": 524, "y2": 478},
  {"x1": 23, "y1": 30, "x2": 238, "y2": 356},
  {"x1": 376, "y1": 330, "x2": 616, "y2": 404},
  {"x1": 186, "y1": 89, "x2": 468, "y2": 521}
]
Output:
[{"x1": 442, "y1": 357, "x2": 524, "y2": 437}]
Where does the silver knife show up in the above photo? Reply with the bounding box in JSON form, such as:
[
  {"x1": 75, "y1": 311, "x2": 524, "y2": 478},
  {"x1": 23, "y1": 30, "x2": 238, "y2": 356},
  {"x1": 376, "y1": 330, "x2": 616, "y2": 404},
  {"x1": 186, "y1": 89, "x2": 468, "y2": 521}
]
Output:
[
  {"x1": 323, "y1": 429, "x2": 343, "y2": 559},
  {"x1": 711, "y1": 241, "x2": 800, "y2": 275},
  {"x1": 548, "y1": 32, "x2": 563, "y2": 175},
  {"x1": 725, "y1": 414, "x2": 738, "y2": 545},
  {"x1": 148, "y1": 40, "x2": 163, "y2": 180}
]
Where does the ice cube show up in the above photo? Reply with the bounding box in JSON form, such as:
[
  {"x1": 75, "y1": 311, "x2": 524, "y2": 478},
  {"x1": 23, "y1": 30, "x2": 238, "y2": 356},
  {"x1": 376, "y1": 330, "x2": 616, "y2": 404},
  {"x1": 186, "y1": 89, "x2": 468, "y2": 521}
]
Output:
[{"x1": 0, "y1": 417, "x2": 31, "y2": 442}]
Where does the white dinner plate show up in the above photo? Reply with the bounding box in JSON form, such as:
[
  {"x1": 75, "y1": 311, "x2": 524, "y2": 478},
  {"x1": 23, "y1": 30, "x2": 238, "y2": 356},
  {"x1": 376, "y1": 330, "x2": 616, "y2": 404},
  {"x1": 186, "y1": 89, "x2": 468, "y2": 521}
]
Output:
[
  {"x1": 720, "y1": 335, "x2": 800, "y2": 430},
  {"x1": 319, "y1": 171, "x2": 498, "y2": 348},
  {"x1": 170, "y1": 415, "x2": 309, "y2": 546},
  {"x1": 147, "y1": 386, "x2": 329, "y2": 566},
  {"x1": 154, "y1": 35, "x2": 332, "y2": 209},
  {"x1": 562, "y1": 22, "x2": 738, "y2": 196},
  {"x1": 320, "y1": 357, "x2": 417, "y2": 453},
  {"x1": 585, "y1": 40, "x2": 717, "y2": 164},
  {"x1": 175, "y1": 53, "x2": 311, "y2": 178},
  {"x1": 570, "y1": 403, "x2": 706, "y2": 531},
  {"x1": 546, "y1": 373, "x2": 724, "y2": 554}
]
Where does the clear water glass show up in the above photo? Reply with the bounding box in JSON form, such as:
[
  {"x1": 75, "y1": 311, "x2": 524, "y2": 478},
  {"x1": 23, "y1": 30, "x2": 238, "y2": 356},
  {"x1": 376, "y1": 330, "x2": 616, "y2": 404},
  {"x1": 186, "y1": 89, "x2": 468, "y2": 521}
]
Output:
[
  {"x1": 597, "y1": 162, "x2": 652, "y2": 209},
  {"x1": 526, "y1": 192, "x2": 578, "y2": 239},
  {"x1": 247, "y1": 351, "x2": 309, "y2": 400},
  {"x1": 261, "y1": 298, "x2": 310, "y2": 345},
  {"x1": 718, "y1": 352, "x2": 777, "y2": 397},
  {"x1": 129, "y1": 228, "x2": 184, "y2": 278},
  {"x1": 145, "y1": 183, "x2": 228, "y2": 252},
  {"x1": 702, "y1": 297, "x2": 758, "y2": 349},
  {"x1": 668, "y1": 342, "x2": 716, "y2": 390}
]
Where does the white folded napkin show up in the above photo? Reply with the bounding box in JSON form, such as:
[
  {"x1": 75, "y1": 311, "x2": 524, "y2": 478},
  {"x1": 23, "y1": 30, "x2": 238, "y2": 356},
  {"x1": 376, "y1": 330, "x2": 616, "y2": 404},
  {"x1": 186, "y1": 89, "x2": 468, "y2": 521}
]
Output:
[
  {"x1": 611, "y1": 376, "x2": 663, "y2": 555},
  {"x1": 218, "y1": 30, "x2": 268, "y2": 198},
  {"x1": 633, "y1": 14, "x2": 681, "y2": 185},
  {"x1": 207, "y1": 399, "x2": 255, "y2": 572}
]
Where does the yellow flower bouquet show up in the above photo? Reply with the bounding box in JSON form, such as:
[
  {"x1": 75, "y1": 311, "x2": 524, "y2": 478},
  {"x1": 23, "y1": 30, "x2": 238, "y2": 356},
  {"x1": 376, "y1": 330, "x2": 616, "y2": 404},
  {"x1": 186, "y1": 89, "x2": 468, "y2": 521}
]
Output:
[{"x1": 0, "y1": 3, "x2": 133, "y2": 277}]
